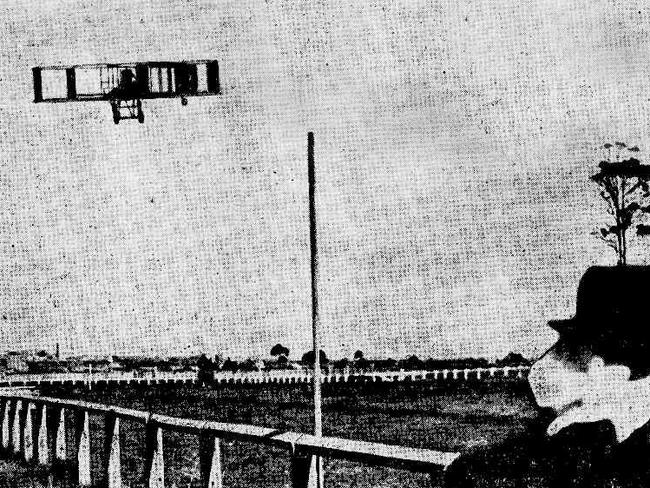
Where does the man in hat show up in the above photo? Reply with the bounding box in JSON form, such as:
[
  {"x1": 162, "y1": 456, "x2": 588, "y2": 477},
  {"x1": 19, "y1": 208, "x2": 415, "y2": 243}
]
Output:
[{"x1": 445, "y1": 266, "x2": 650, "y2": 488}]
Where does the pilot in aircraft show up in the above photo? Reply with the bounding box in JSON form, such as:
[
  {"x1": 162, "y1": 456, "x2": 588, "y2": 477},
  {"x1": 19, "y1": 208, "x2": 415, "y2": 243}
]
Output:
[
  {"x1": 109, "y1": 68, "x2": 139, "y2": 99},
  {"x1": 119, "y1": 68, "x2": 135, "y2": 90},
  {"x1": 109, "y1": 68, "x2": 138, "y2": 99},
  {"x1": 445, "y1": 266, "x2": 650, "y2": 488}
]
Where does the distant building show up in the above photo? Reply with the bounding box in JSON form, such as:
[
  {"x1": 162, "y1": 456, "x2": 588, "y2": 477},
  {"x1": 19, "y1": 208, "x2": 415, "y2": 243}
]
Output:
[
  {"x1": 26, "y1": 358, "x2": 69, "y2": 373},
  {"x1": 6, "y1": 352, "x2": 29, "y2": 373},
  {"x1": 138, "y1": 366, "x2": 159, "y2": 377},
  {"x1": 65, "y1": 355, "x2": 119, "y2": 373}
]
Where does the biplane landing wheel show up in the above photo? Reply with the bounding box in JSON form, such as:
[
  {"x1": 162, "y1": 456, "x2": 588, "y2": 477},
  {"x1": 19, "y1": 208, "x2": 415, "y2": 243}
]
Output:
[
  {"x1": 136, "y1": 100, "x2": 144, "y2": 123},
  {"x1": 111, "y1": 104, "x2": 120, "y2": 125},
  {"x1": 181, "y1": 97, "x2": 188, "y2": 106}
]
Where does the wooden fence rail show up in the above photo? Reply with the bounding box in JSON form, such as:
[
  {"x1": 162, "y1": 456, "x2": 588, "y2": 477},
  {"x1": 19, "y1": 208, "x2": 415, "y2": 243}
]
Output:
[
  {"x1": 0, "y1": 392, "x2": 460, "y2": 488},
  {"x1": 211, "y1": 365, "x2": 530, "y2": 386},
  {"x1": 0, "y1": 366, "x2": 530, "y2": 390}
]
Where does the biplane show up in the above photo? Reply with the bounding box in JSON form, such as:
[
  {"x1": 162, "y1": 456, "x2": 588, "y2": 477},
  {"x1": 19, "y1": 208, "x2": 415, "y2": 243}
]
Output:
[{"x1": 32, "y1": 60, "x2": 220, "y2": 124}]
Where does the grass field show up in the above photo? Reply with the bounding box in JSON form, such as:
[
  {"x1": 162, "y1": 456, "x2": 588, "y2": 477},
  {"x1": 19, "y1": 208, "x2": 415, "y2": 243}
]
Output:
[{"x1": 21, "y1": 380, "x2": 540, "y2": 488}]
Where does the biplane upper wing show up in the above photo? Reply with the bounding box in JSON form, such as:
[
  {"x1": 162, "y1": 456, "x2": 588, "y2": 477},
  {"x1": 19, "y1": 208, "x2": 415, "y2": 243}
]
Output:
[{"x1": 32, "y1": 60, "x2": 220, "y2": 103}]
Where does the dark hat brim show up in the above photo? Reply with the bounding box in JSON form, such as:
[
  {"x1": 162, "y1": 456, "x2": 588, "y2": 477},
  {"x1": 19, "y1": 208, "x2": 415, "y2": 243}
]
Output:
[
  {"x1": 548, "y1": 317, "x2": 615, "y2": 347},
  {"x1": 548, "y1": 318, "x2": 580, "y2": 334}
]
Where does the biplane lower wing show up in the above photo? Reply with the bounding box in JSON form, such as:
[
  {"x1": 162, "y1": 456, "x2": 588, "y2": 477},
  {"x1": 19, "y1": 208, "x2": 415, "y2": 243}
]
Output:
[
  {"x1": 31, "y1": 91, "x2": 220, "y2": 103},
  {"x1": 32, "y1": 60, "x2": 220, "y2": 106}
]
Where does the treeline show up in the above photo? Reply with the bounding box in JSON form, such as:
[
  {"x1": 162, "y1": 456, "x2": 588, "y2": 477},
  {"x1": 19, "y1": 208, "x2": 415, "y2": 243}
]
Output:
[
  {"x1": 15, "y1": 350, "x2": 530, "y2": 375},
  {"x1": 198, "y1": 350, "x2": 531, "y2": 374}
]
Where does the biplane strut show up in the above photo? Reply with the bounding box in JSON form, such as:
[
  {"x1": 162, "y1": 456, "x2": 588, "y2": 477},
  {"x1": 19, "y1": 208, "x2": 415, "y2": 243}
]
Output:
[
  {"x1": 32, "y1": 60, "x2": 220, "y2": 124},
  {"x1": 110, "y1": 98, "x2": 144, "y2": 124}
]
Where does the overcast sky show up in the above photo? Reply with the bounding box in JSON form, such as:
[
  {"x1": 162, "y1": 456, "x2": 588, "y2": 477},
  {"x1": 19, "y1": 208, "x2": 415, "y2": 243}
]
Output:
[{"x1": 1, "y1": 0, "x2": 649, "y2": 360}]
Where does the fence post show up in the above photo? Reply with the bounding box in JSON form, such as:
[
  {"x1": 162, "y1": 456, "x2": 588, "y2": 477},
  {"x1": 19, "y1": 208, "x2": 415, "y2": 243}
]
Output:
[
  {"x1": 291, "y1": 452, "x2": 321, "y2": 488},
  {"x1": 0, "y1": 400, "x2": 4, "y2": 449},
  {"x1": 38, "y1": 404, "x2": 49, "y2": 466},
  {"x1": 430, "y1": 469, "x2": 445, "y2": 488},
  {"x1": 1, "y1": 400, "x2": 10, "y2": 451},
  {"x1": 199, "y1": 433, "x2": 223, "y2": 488},
  {"x1": 76, "y1": 410, "x2": 91, "y2": 487},
  {"x1": 145, "y1": 420, "x2": 164, "y2": 488},
  {"x1": 23, "y1": 402, "x2": 34, "y2": 462},
  {"x1": 104, "y1": 412, "x2": 121, "y2": 488},
  {"x1": 55, "y1": 407, "x2": 67, "y2": 463},
  {"x1": 12, "y1": 399, "x2": 22, "y2": 455}
]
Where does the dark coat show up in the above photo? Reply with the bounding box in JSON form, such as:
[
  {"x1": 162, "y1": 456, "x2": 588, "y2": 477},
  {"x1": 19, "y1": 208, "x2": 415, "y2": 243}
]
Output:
[{"x1": 444, "y1": 419, "x2": 650, "y2": 488}]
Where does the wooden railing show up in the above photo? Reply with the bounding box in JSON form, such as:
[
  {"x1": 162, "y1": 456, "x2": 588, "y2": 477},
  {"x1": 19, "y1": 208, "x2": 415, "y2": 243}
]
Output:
[
  {"x1": 212, "y1": 365, "x2": 530, "y2": 386},
  {"x1": 0, "y1": 392, "x2": 461, "y2": 488},
  {"x1": 0, "y1": 366, "x2": 530, "y2": 390},
  {"x1": 0, "y1": 371, "x2": 198, "y2": 388}
]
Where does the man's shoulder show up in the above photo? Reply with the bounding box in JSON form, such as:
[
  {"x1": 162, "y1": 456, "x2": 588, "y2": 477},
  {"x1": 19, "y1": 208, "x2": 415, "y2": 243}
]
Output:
[
  {"x1": 611, "y1": 419, "x2": 650, "y2": 474},
  {"x1": 452, "y1": 420, "x2": 616, "y2": 463},
  {"x1": 445, "y1": 421, "x2": 621, "y2": 488},
  {"x1": 549, "y1": 419, "x2": 617, "y2": 448},
  {"x1": 445, "y1": 419, "x2": 650, "y2": 488},
  {"x1": 444, "y1": 428, "x2": 548, "y2": 488}
]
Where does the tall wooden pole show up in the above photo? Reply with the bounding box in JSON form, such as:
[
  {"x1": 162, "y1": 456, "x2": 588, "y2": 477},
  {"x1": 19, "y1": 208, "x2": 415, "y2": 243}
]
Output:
[
  {"x1": 308, "y1": 132, "x2": 322, "y2": 439},
  {"x1": 307, "y1": 132, "x2": 323, "y2": 488}
]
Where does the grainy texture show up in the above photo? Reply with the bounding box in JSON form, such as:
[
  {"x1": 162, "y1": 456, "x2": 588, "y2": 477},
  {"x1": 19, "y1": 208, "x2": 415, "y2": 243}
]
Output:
[
  {"x1": 3, "y1": 1, "x2": 650, "y2": 359},
  {"x1": 2, "y1": 1, "x2": 650, "y2": 487}
]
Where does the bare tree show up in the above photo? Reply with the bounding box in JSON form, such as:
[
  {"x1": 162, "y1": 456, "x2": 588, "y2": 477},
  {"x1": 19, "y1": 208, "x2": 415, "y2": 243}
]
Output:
[{"x1": 592, "y1": 142, "x2": 650, "y2": 265}]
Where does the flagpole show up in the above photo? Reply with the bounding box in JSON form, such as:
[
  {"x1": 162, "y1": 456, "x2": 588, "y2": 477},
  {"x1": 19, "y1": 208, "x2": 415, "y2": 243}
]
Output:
[{"x1": 307, "y1": 132, "x2": 323, "y2": 487}]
